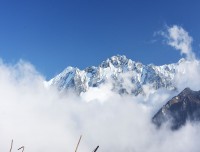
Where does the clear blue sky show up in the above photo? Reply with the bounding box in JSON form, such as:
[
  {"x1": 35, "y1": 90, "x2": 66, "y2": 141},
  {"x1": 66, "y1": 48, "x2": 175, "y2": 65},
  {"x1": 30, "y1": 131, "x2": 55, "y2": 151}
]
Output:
[{"x1": 0, "y1": 0, "x2": 200, "y2": 79}]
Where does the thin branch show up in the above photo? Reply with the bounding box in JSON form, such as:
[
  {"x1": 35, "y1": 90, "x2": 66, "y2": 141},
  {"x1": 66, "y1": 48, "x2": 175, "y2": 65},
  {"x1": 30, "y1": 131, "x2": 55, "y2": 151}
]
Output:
[
  {"x1": 92, "y1": 146, "x2": 99, "y2": 152},
  {"x1": 18, "y1": 146, "x2": 24, "y2": 152},
  {"x1": 75, "y1": 135, "x2": 82, "y2": 152},
  {"x1": 9, "y1": 139, "x2": 13, "y2": 152}
]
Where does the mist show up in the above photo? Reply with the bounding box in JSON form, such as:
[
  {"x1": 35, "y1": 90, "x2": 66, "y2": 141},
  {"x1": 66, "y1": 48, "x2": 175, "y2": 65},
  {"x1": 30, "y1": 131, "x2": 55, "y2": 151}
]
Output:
[{"x1": 0, "y1": 57, "x2": 200, "y2": 152}]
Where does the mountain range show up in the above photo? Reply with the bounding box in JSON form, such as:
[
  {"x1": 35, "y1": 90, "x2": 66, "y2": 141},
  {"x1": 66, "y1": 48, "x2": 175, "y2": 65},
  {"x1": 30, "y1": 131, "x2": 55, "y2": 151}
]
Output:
[
  {"x1": 47, "y1": 55, "x2": 182, "y2": 95},
  {"x1": 46, "y1": 55, "x2": 200, "y2": 129}
]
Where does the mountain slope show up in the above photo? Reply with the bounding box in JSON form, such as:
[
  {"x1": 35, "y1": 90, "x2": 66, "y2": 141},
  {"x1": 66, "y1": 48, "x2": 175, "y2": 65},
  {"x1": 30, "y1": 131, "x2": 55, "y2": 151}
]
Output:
[
  {"x1": 47, "y1": 55, "x2": 182, "y2": 95},
  {"x1": 152, "y1": 88, "x2": 200, "y2": 129}
]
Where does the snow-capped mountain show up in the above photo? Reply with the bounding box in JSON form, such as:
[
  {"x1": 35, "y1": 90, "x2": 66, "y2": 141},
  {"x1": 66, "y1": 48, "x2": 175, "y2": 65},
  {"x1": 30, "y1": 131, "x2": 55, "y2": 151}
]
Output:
[{"x1": 47, "y1": 55, "x2": 183, "y2": 95}]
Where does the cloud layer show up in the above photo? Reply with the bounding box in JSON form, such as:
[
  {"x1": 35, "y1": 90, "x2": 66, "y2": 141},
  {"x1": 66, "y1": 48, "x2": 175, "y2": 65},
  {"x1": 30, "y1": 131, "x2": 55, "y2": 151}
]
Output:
[
  {"x1": 1, "y1": 25, "x2": 200, "y2": 152},
  {"x1": 0, "y1": 57, "x2": 200, "y2": 152}
]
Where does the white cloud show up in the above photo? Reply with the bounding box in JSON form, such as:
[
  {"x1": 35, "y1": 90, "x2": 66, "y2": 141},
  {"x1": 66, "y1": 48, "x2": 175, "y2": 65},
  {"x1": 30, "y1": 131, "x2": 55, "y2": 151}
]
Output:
[
  {"x1": 2, "y1": 27, "x2": 200, "y2": 151},
  {"x1": 1, "y1": 59, "x2": 200, "y2": 152},
  {"x1": 161, "y1": 25, "x2": 195, "y2": 60},
  {"x1": 174, "y1": 59, "x2": 200, "y2": 91}
]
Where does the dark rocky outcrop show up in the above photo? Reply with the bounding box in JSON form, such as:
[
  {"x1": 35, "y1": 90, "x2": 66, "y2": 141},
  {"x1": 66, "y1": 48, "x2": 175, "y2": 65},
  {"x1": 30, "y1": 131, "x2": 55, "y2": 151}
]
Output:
[{"x1": 152, "y1": 88, "x2": 200, "y2": 129}]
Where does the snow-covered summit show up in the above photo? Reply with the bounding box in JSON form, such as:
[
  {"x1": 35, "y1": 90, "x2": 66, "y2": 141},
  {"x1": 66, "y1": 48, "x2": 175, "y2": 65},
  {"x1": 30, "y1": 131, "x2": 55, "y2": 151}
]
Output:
[{"x1": 47, "y1": 55, "x2": 179, "y2": 95}]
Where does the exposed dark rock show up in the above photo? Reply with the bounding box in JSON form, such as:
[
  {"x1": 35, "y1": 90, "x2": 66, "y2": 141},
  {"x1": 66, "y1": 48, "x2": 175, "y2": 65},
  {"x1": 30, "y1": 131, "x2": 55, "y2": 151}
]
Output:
[{"x1": 152, "y1": 88, "x2": 200, "y2": 129}]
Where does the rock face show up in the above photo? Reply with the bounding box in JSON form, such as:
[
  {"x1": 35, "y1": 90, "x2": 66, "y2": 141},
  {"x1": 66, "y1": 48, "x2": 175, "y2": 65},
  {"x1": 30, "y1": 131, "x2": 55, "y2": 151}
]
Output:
[
  {"x1": 152, "y1": 88, "x2": 200, "y2": 129},
  {"x1": 47, "y1": 55, "x2": 182, "y2": 95}
]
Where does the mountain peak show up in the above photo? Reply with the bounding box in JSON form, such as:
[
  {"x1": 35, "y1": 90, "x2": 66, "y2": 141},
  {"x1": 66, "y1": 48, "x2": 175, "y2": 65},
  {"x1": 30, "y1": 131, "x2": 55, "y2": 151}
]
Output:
[
  {"x1": 181, "y1": 87, "x2": 192, "y2": 94},
  {"x1": 153, "y1": 88, "x2": 200, "y2": 130},
  {"x1": 178, "y1": 58, "x2": 187, "y2": 64},
  {"x1": 100, "y1": 55, "x2": 131, "y2": 68},
  {"x1": 48, "y1": 55, "x2": 179, "y2": 95}
]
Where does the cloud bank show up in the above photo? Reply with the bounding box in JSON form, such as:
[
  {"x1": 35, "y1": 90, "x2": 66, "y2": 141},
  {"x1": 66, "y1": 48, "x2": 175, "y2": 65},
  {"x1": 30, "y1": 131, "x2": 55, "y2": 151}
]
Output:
[
  {"x1": 1, "y1": 25, "x2": 200, "y2": 152},
  {"x1": 0, "y1": 58, "x2": 200, "y2": 152}
]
